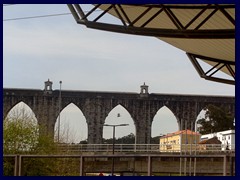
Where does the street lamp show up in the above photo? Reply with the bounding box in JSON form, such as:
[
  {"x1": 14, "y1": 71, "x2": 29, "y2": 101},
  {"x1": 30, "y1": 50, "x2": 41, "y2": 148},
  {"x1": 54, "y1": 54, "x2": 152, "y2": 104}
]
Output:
[
  {"x1": 104, "y1": 118, "x2": 129, "y2": 176},
  {"x1": 193, "y1": 118, "x2": 201, "y2": 176},
  {"x1": 134, "y1": 128, "x2": 137, "y2": 152},
  {"x1": 57, "y1": 80, "x2": 62, "y2": 143}
]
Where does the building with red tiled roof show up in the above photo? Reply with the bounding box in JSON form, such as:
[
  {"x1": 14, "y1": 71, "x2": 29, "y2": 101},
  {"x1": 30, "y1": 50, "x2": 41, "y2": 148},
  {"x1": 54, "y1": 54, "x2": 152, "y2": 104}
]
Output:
[
  {"x1": 199, "y1": 136, "x2": 222, "y2": 144},
  {"x1": 159, "y1": 129, "x2": 201, "y2": 152},
  {"x1": 198, "y1": 136, "x2": 222, "y2": 151},
  {"x1": 200, "y1": 130, "x2": 235, "y2": 151}
]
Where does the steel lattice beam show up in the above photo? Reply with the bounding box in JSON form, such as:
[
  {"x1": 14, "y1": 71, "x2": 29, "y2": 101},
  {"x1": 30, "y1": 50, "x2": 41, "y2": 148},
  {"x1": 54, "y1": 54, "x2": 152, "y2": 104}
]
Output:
[
  {"x1": 187, "y1": 53, "x2": 235, "y2": 85},
  {"x1": 67, "y1": 4, "x2": 235, "y2": 85},
  {"x1": 67, "y1": 4, "x2": 235, "y2": 39}
]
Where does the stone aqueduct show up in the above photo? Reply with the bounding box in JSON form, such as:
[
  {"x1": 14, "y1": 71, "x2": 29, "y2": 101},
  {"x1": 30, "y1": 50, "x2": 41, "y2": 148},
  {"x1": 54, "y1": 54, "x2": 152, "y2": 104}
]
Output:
[{"x1": 3, "y1": 81, "x2": 235, "y2": 144}]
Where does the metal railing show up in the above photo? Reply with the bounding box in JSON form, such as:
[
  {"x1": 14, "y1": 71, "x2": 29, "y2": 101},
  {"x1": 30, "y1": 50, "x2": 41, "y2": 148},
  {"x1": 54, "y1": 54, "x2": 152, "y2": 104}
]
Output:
[
  {"x1": 4, "y1": 153, "x2": 234, "y2": 176},
  {"x1": 56, "y1": 143, "x2": 235, "y2": 154}
]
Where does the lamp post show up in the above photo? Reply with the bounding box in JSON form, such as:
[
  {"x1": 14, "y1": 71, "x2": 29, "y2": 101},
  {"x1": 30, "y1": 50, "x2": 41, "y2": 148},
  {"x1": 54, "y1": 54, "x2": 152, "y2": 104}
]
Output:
[
  {"x1": 104, "y1": 118, "x2": 129, "y2": 176},
  {"x1": 134, "y1": 128, "x2": 137, "y2": 152},
  {"x1": 158, "y1": 133, "x2": 164, "y2": 153},
  {"x1": 166, "y1": 133, "x2": 169, "y2": 152},
  {"x1": 57, "y1": 80, "x2": 62, "y2": 143},
  {"x1": 179, "y1": 119, "x2": 183, "y2": 176},
  {"x1": 193, "y1": 118, "x2": 201, "y2": 176}
]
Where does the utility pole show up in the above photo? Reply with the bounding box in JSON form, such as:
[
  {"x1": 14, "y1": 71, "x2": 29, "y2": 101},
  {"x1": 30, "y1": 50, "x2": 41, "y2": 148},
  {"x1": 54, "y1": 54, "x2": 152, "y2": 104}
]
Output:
[
  {"x1": 104, "y1": 115, "x2": 128, "y2": 176},
  {"x1": 57, "y1": 80, "x2": 62, "y2": 143}
]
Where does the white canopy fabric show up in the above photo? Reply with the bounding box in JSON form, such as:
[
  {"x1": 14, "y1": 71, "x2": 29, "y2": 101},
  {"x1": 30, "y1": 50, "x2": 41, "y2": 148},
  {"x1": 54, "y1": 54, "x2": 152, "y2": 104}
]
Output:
[
  {"x1": 98, "y1": 4, "x2": 235, "y2": 75},
  {"x1": 68, "y1": 4, "x2": 235, "y2": 84}
]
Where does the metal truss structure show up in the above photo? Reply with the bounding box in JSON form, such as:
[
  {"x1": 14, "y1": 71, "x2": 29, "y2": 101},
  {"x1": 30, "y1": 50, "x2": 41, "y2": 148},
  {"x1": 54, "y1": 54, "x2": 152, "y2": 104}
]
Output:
[
  {"x1": 187, "y1": 53, "x2": 235, "y2": 85},
  {"x1": 67, "y1": 4, "x2": 235, "y2": 85}
]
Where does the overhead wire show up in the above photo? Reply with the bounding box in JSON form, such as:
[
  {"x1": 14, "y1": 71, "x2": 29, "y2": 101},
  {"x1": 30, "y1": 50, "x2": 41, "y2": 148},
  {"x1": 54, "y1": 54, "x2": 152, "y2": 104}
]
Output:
[
  {"x1": 3, "y1": 12, "x2": 72, "y2": 21},
  {"x1": 3, "y1": 5, "x2": 138, "y2": 22}
]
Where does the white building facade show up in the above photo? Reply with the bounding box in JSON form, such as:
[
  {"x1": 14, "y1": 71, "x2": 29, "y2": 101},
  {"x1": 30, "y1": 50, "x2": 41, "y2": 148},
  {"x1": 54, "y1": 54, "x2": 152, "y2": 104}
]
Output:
[{"x1": 200, "y1": 130, "x2": 235, "y2": 151}]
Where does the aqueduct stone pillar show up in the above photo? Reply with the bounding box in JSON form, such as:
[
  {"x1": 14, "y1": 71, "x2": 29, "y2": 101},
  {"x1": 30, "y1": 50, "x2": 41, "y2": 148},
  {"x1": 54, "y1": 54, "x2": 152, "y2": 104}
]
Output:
[{"x1": 82, "y1": 98, "x2": 109, "y2": 144}]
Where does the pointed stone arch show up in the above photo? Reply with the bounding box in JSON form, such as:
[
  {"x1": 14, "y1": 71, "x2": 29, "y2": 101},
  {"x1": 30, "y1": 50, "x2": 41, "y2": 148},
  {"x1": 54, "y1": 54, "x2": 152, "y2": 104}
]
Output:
[
  {"x1": 152, "y1": 106, "x2": 178, "y2": 137},
  {"x1": 195, "y1": 103, "x2": 235, "y2": 133},
  {"x1": 195, "y1": 108, "x2": 207, "y2": 133},
  {"x1": 5, "y1": 101, "x2": 38, "y2": 125},
  {"x1": 55, "y1": 102, "x2": 87, "y2": 143},
  {"x1": 3, "y1": 100, "x2": 38, "y2": 121},
  {"x1": 103, "y1": 104, "x2": 135, "y2": 140}
]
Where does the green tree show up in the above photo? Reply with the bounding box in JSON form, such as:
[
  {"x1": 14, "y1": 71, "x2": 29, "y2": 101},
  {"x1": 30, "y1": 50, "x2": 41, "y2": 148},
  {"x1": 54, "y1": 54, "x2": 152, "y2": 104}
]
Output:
[
  {"x1": 3, "y1": 105, "x2": 57, "y2": 155},
  {"x1": 197, "y1": 104, "x2": 234, "y2": 134},
  {"x1": 3, "y1": 105, "x2": 58, "y2": 176},
  {"x1": 4, "y1": 103, "x2": 88, "y2": 176},
  {"x1": 102, "y1": 133, "x2": 136, "y2": 144},
  {"x1": 151, "y1": 136, "x2": 161, "y2": 144}
]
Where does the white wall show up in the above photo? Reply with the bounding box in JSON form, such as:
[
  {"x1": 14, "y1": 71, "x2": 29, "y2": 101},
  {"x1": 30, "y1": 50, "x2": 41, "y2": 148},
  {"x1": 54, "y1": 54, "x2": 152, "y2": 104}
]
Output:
[{"x1": 200, "y1": 130, "x2": 235, "y2": 150}]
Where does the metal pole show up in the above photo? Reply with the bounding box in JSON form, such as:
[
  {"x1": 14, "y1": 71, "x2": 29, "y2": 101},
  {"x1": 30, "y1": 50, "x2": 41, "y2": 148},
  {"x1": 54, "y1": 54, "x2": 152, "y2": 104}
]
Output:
[
  {"x1": 147, "y1": 156, "x2": 152, "y2": 176},
  {"x1": 134, "y1": 128, "x2": 137, "y2": 152},
  {"x1": 112, "y1": 126, "x2": 115, "y2": 155},
  {"x1": 223, "y1": 155, "x2": 227, "y2": 176},
  {"x1": 167, "y1": 133, "x2": 168, "y2": 153},
  {"x1": 133, "y1": 157, "x2": 136, "y2": 176},
  {"x1": 103, "y1": 122, "x2": 128, "y2": 176},
  {"x1": 184, "y1": 120, "x2": 187, "y2": 176},
  {"x1": 18, "y1": 155, "x2": 22, "y2": 176},
  {"x1": 189, "y1": 122, "x2": 193, "y2": 176},
  {"x1": 111, "y1": 126, "x2": 115, "y2": 176},
  {"x1": 57, "y1": 81, "x2": 62, "y2": 143},
  {"x1": 80, "y1": 156, "x2": 84, "y2": 176},
  {"x1": 179, "y1": 119, "x2": 182, "y2": 176},
  {"x1": 230, "y1": 155, "x2": 234, "y2": 176},
  {"x1": 194, "y1": 118, "x2": 200, "y2": 176},
  {"x1": 14, "y1": 155, "x2": 19, "y2": 176}
]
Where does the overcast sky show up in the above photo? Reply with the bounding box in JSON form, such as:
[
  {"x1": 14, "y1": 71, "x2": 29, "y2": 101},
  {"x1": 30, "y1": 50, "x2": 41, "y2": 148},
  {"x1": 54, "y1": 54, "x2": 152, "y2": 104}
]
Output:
[{"x1": 3, "y1": 4, "x2": 235, "y2": 143}]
